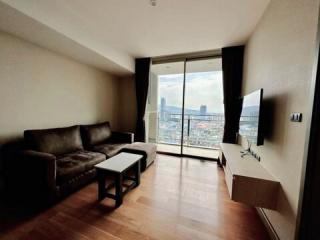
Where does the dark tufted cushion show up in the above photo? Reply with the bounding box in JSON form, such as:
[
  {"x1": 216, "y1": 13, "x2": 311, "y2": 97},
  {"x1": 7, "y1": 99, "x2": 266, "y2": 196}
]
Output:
[
  {"x1": 81, "y1": 122, "x2": 112, "y2": 148},
  {"x1": 93, "y1": 143, "x2": 128, "y2": 158},
  {"x1": 24, "y1": 126, "x2": 83, "y2": 156},
  {"x1": 56, "y1": 150, "x2": 105, "y2": 183}
]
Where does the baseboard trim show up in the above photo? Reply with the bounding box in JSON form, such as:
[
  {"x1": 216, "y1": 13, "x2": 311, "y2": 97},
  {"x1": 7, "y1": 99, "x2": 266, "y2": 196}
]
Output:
[
  {"x1": 256, "y1": 208, "x2": 280, "y2": 240},
  {"x1": 156, "y1": 151, "x2": 218, "y2": 161}
]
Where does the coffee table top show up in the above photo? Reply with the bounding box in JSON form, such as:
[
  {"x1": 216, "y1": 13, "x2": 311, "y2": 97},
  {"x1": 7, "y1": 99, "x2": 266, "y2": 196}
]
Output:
[{"x1": 94, "y1": 152, "x2": 143, "y2": 173}]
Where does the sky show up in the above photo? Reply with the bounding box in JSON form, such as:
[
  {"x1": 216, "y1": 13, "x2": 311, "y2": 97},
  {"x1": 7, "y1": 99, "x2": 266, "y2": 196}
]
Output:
[
  {"x1": 158, "y1": 71, "x2": 224, "y2": 114},
  {"x1": 242, "y1": 89, "x2": 262, "y2": 107}
]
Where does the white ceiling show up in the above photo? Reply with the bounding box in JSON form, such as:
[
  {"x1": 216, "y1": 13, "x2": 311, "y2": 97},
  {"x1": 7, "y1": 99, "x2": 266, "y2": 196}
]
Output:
[
  {"x1": 0, "y1": 0, "x2": 270, "y2": 76},
  {"x1": 0, "y1": 2, "x2": 131, "y2": 75}
]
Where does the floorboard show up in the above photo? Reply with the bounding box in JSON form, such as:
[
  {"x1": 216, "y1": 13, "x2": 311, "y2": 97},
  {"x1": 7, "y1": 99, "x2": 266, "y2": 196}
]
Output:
[{"x1": 1, "y1": 154, "x2": 269, "y2": 240}]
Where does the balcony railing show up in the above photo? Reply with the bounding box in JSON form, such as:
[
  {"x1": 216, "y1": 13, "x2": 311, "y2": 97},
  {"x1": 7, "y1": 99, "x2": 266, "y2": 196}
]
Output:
[
  {"x1": 146, "y1": 111, "x2": 259, "y2": 151},
  {"x1": 147, "y1": 112, "x2": 225, "y2": 149}
]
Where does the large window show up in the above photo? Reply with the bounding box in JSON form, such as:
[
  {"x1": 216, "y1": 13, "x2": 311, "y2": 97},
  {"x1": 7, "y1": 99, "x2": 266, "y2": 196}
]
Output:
[{"x1": 146, "y1": 57, "x2": 224, "y2": 158}]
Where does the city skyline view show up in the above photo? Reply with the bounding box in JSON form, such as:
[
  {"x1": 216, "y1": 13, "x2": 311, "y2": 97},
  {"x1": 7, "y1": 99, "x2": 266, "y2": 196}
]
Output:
[
  {"x1": 149, "y1": 70, "x2": 258, "y2": 149},
  {"x1": 152, "y1": 70, "x2": 225, "y2": 149},
  {"x1": 158, "y1": 71, "x2": 224, "y2": 114}
]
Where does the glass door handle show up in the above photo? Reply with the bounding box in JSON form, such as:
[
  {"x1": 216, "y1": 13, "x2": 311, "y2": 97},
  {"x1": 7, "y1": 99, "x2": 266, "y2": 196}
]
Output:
[
  {"x1": 187, "y1": 118, "x2": 191, "y2": 136},
  {"x1": 186, "y1": 117, "x2": 191, "y2": 146}
]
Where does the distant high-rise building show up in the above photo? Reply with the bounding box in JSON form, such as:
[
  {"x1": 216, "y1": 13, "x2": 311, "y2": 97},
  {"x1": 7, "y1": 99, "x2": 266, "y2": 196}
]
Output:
[
  {"x1": 160, "y1": 97, "x2": 166, "y2": 112},
  {"x1": 160, "y1": 97, "x2": 167, "y2": 120},
  {"x1": 200, "y1": 105, "x2": 207, "y2": 115}
]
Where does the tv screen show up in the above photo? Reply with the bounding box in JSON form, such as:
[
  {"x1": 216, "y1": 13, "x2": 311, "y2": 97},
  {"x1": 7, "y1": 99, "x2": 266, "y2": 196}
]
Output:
[{"x1": 239, "y1": 89, "x2": 264, "y2": 146}]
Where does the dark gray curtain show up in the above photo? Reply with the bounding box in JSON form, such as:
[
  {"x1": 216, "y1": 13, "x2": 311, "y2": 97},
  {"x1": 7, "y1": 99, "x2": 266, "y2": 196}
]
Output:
[
  {"x1": 135, "y1": 58, "x2": 151, "y2": 142},
  {"x1": 222, "y1": 46, "x2": 245, "y2": 143}
]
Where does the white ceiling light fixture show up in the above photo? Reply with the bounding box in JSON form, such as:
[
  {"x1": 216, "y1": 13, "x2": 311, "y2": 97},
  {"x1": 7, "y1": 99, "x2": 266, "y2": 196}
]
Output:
[{"x1": 150, "y1": 0, "x2": 157, "y2": 7}]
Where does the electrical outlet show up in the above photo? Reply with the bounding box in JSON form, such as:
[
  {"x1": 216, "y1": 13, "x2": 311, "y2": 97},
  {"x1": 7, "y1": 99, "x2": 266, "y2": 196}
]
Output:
[{"x1": 290, "y1": 112, "x2": 302, "y2": 122}]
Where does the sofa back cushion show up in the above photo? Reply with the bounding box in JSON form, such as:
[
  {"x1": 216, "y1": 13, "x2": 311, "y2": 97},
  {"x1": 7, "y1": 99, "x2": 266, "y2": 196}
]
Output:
[
  {"x1": 24, "y1": 126, "x2": 84, "y2": 155},
  {"x1": 81, "y1": 122, "x2": 112, "y2": 147}
]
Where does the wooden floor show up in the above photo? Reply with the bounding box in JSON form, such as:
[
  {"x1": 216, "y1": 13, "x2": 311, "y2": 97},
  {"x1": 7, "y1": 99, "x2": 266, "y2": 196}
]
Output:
[{"x1": 0, "y1": 154, "x2": 269, "y2": 240}]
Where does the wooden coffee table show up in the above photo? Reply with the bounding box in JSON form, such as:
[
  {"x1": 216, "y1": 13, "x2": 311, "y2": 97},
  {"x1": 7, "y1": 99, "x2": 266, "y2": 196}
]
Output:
[{"x1": 94, "y1": 152, "x2": 143, "y2": 207}]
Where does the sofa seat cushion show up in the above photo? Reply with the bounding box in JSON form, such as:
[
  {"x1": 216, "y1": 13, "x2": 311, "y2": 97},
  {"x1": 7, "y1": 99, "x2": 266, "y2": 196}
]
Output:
[
  {"x1": 93, "y1": 143, "x2": 128, "y2": 158},
  {"x1": 56, "y1": 150, "x2": 105, "y2": 183}
]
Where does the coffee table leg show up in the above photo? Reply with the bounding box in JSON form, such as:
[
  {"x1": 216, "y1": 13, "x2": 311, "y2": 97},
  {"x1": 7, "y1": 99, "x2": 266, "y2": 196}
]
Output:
[
  {"x1": 97, "y1": 171, "x2": 106, "y2": 201},
  {"x1": 135, "y1": 160, "x2": 141, "y2": 187},
  {"x1": 115, "y1": 173, "x2": 123, "y2": 207}
]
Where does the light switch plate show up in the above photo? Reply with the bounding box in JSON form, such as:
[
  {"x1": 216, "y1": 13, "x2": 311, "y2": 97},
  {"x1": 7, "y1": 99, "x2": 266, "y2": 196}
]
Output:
[{"x1": 290, "y1": 112, "x2": 302, "y2": 122}]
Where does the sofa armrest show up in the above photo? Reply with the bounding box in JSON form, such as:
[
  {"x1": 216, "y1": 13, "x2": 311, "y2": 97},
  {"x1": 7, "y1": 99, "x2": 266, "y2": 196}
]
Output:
[
  {"x1": 19, "y1": 150, "x2": 57, "y2": 192},
  {"x1": 110, "y1": 131, "x2": 134, "y2": 144}
]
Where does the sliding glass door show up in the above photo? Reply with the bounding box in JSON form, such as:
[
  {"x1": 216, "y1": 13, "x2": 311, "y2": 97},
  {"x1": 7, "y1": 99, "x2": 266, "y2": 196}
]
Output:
[
  {"x1": 146, "y1": 61, "x2": 184, "y2": 154},
  {"x1": 182, "y1": 58, "x2": 224, "y2": 158},
  {"x1": 146, "y1": 56, "x2": 224, "y2": 159}
]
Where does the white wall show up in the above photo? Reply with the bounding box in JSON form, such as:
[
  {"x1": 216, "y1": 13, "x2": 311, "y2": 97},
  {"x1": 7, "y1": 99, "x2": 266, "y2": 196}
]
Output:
[
  {"x1": 242, "y1": 0, "x2": 319, "y2": 239},
  {"x1": 0, "y1": 31, "x2": 122, "y2": 143}
]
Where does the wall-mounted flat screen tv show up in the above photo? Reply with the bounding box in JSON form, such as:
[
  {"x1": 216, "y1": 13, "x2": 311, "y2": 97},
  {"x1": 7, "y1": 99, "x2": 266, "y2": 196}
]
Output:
[{"x1": 239, "y1": 89, "x2": 264, "y2": 146}]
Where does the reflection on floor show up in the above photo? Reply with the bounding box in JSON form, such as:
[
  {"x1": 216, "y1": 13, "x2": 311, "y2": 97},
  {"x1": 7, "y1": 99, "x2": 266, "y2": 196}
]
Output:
[{"x1": 157, "y1": 143, "x2": 220, "y2": 158}]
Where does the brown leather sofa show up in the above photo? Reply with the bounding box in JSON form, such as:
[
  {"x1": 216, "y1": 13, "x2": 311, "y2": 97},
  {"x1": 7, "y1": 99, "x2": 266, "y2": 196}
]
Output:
[
  {"x1": 18, "y1": 122, "x2": 133, "y2": 201},
  {"x1": 81, "y1": 122, "x2": 133, "y2": 158}
]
